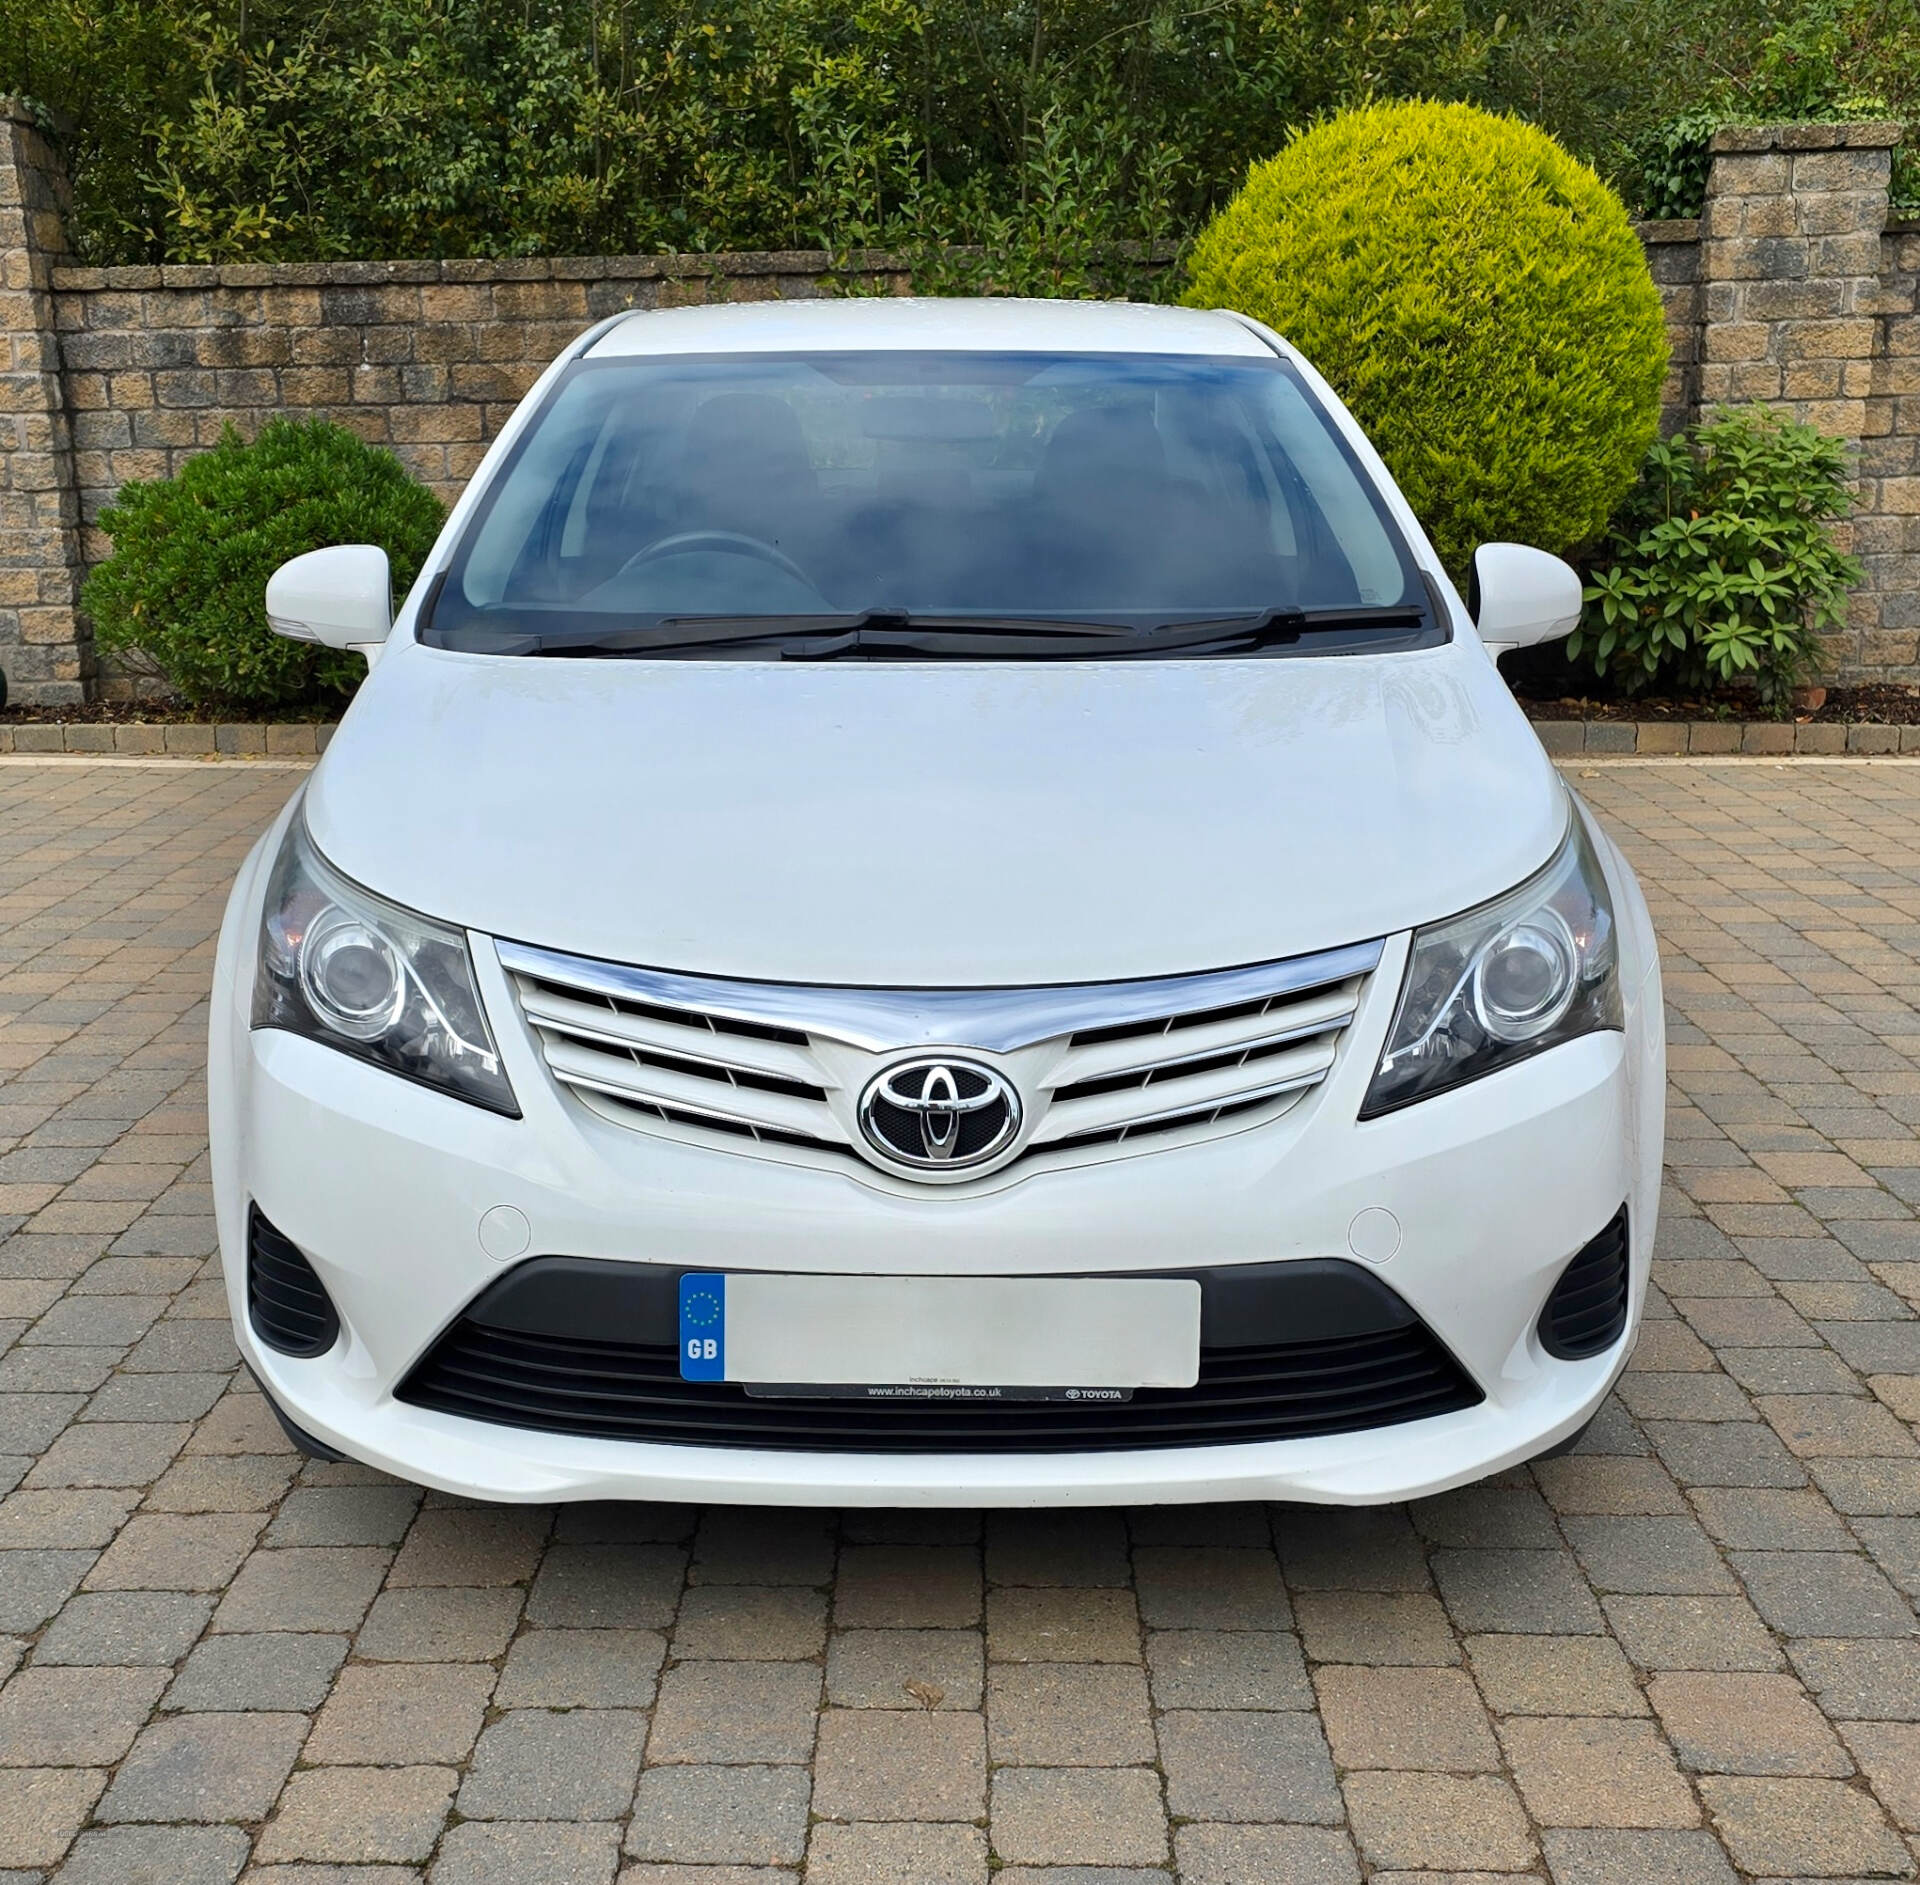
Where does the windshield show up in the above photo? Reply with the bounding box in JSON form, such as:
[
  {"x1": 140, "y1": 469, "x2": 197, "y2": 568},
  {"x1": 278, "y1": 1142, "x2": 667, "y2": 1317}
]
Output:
[{"x1": 423, "y1": 350, "x2": 1440, "y2": 658}]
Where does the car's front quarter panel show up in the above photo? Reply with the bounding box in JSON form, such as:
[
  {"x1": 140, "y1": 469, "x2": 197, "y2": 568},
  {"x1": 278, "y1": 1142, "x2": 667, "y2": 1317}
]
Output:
[
  {"x1": 1575, "y1": 789, "x2": 1666, "y2": 1357},
  {"x1": 208, "y1": 788, "x2": 301, "y2": 1337}
]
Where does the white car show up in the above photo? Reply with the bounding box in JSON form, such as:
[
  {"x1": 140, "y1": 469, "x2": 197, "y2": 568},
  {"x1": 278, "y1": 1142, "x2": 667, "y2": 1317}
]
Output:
[{"x1": 211, "y1": 297, "x2": 1663, "y2": 1509}]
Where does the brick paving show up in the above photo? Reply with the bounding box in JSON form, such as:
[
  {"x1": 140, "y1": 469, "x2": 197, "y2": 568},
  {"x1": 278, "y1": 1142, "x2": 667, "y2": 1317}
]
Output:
[{"x1": 1, "y1": 752, "x2": 1919, "y2": 1882}]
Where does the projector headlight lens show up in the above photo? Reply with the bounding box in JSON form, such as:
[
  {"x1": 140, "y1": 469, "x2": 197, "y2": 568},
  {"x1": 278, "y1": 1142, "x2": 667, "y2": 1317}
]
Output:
[
  {"x1": 253, "y1": 816, "x2": 518, "y2": 1115},
  {"x1": 1363, "y1": 814, "x2": 1622, "y2": 1117}
]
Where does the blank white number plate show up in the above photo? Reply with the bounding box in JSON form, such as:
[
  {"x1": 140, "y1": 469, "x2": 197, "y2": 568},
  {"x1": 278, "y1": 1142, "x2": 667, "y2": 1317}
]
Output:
[{"x1": 678, "y1": 1272, "x2": 1200, "y2": 1397}]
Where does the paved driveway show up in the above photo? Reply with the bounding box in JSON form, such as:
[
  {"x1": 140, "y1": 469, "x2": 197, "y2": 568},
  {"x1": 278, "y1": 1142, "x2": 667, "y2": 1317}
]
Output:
[{"x1": 2, "y1": 755, "x2": 1919, "y2": 1884}]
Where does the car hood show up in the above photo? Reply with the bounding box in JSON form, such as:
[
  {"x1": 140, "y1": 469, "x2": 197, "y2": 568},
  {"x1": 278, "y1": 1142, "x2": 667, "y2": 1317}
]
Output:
[{"x1": 305, "y1": 641, "x2": 1566, "y2": 986}]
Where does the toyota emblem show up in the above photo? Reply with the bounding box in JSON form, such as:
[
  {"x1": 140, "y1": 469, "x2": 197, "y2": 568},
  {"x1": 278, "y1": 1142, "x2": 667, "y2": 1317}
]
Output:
[{"x1": 858, "y1": 1057, "x2": 1021, "y2": 1171}]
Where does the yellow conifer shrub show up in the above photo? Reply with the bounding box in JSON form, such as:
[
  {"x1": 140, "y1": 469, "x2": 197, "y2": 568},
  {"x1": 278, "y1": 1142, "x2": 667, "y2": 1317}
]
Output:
[{"x1": 1185, "y1": 100, "x2": 1670, "y2": 576}]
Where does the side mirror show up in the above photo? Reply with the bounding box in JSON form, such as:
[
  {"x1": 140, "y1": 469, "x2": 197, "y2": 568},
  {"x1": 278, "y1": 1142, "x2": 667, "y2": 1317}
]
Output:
[
  {"x1": 265, "y1": 545, "x2": 393, "y2": 651},
  {"x1": 1470, "y1": 542, "x2": 1582, "y2": 654}
]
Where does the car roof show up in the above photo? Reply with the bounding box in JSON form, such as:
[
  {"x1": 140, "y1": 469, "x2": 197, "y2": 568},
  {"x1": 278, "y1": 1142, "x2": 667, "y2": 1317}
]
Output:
[{"x1": 583, "y1": 295, "x2": 1275, "y2": 359}]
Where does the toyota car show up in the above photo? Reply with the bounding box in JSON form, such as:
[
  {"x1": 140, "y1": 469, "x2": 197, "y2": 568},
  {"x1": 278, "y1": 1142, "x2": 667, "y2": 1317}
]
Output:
[{"x1": 211, "y1": 297, "x2": 1663, "y2": 1507}]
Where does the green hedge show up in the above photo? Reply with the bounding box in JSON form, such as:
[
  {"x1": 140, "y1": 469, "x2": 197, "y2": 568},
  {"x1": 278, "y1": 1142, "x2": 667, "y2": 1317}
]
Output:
[
  {"x1": 1, "y1": 0, "x2": 1845, "y2": 269},
  {"x1": 1184, "y1": 100, "x2": 1670, "y2": 577},
  {"x1": 1634, "y1": 4, "x2": 1920, "y2": 218},
  {"x1": 83, "y1": 418, "x2": 445, "y2": 712}
]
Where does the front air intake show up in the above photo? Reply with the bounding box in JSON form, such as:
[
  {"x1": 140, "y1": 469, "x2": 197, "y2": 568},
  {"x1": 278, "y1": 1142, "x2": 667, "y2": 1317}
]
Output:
[
  {"x1": 1539, "y1": 1209, "x2": 1631, "y2": 1360},
  {"x1": 398, "y1": 1254, "x2": 1484, "y2": 1454},
  {"x1": 247, "y1": 1208, "x2": 340, "y2": 1358}
]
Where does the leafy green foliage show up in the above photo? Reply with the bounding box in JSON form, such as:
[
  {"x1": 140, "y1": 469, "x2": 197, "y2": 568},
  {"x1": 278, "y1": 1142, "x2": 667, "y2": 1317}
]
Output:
[
  {"x1": 1183, "y1": 101, "x2": 1669, "y2": 577},
  {"x1": 82, "y1": 418, "x2": 445, "y2": 711},
  {"x1": 1571, "y1": 407, "x2": 1861, "y2": 707},
  {"x1": 1634, "y1": 109, "x2": 1722, "y2": 221},
  {"x1": 4, "y1": 1, "x2": 1906, "y2": 266},
  {"x1": 3, "y1": 0, "x2": 1502, "y2": 271},
  {"x1": 1471, "y1": 0, "x2": 1785, "y2": 195},
  {"x1": 1632, "y1": 0, "x2": 1920, "y2": 217}
]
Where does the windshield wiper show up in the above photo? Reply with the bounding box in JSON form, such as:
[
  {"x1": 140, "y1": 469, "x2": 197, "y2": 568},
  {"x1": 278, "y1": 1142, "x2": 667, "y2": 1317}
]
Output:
[
  {"x1": 767, "y1": 613, "x2": 1153, "y2": 661},
  {"x1": 1126, "y1": 603, "x2": 1433, "y2": 657},
  {"x1": 502, "y1": 602, "x2": 1431, "y2": 661},
  {"x1": 520, "y1": 610, "x2": 1142, "y2": 658},
  {"x1": 762, "y1": 603, "x2": 1436, "y2": 660}
]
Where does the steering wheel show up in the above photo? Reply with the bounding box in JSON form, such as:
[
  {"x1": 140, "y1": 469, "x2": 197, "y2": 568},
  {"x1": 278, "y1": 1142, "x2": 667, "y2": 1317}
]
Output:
[{"x1": 619, "y1": 530, "x2": 812, "y2": 588}]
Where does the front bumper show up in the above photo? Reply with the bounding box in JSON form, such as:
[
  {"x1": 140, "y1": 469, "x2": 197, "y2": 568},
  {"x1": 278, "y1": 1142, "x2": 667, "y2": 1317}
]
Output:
[{"x1": 210, "y1": 802, "x2": 1664, "y2": 1508}]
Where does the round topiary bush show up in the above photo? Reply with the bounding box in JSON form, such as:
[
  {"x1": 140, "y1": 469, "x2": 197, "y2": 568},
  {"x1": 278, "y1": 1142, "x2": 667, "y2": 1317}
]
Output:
[
  {"x1": 1184, "y1": 100, "x2": 1670, "y2": 577},
  {"x1": 83, "y1": 416, "x2": 446, "y2": 711}
]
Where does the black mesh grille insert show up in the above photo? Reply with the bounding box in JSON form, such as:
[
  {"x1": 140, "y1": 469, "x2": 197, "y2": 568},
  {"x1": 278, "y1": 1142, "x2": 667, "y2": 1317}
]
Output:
[
  {"x1": 399, "y1": 1318, "x2": 1482, "y2": 1455},
  {"x1": 1539, "y1": 1209, "x2": 1631, "y2": 1360},
  {"x1": 247, "y1": 1208, "x2": 340, "y2": 1358}
]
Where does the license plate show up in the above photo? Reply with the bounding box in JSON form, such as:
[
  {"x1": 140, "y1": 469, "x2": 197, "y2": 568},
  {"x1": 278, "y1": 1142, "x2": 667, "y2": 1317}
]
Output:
[{"x1": 677, "y1": 1273, "x2": 1200, "y2": 1396}]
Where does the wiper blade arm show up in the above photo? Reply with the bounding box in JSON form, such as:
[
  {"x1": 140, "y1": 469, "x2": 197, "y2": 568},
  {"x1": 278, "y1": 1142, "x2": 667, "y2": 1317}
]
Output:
[
  {"x1": 524, "y1": 615, "x2": 878, "y2": 657},
  {"x1": 766, "y1": 605, "x2": 1434, "y2": 661},
  {"x1": 772, "y1": 613, "x2": 1150, "y2": 660},
  {"x1": 773, "y1": 616, "x2": 1150, "y2": 661},
  {"x1": 526, "y1": 610, "x2": 1141, "y2": 657},
  {"x1": 1128, "y1": 603, "x2": 1432, "y2": 657},
  {"x1": 508, "y1": 604, "x2": 1429, "y2": 660}
]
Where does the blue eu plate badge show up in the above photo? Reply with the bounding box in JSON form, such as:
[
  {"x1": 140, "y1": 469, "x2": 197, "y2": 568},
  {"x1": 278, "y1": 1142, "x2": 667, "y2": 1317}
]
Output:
[{"x1": 679, "y1": 1274, "x2": 726, "y2": 1381}]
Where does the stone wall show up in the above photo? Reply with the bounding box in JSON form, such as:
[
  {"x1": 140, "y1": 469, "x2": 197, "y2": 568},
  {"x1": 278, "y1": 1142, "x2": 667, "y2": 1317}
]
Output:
[
  {"x1": 0, "y1": 105, "x2": 86, "y2": 701},
  {"x1": 1641, "y1": 223, "x2": 1702, "y2": 438},
  {"x1": 53, "y1": 249, "x2": 913, "y2": 540},
  {"x1": 0, "y1": 100, "x2": 1914, "y2": 702},
  {"x1": 44, "y1": 241, "x2": 913, "y2": 701},
  {"x1": 1699, "y1": 124, "x2": 1918, "y2": 680},
  {"x1": 1870, "y1": 215, "x2": 1920, "y2": 673}
]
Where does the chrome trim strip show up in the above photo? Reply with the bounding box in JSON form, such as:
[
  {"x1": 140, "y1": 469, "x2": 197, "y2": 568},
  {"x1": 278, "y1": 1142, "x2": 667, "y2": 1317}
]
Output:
[
  {"x1": 514, "y1": 985, "x2": 826, "y2": 1088},
  {"x1": 495, "y1": 938, "x2": 1386, "y2": 1055},
  {"x1": 557, "y1": 1064, "x2": 837, "y2": 1143},
  {"x1": 1031, "y1": 1069, "x2": 1326, "y2": 1147},
  {"x1": 1046, "y1": 1006, "x2": 1357, "y2": 1092}
]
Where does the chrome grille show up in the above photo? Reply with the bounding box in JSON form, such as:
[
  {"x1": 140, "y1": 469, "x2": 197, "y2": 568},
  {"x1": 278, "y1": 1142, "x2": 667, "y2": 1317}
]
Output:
[
  {"x1": 1037, "y1": 977, "x2": 1364, "y2": 1152},
  {"x1": 510, "y1": 968, "x2": 839, "y2": 1151},
  {"x1": 499, "y1": 937, "x2": 1380, "y2": 1182}
]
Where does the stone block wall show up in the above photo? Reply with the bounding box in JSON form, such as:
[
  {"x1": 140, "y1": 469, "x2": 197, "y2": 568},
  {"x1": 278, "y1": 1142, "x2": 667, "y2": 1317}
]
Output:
[
  {"x1": 53, "y1": 250, "x2": 912, "y2": 542},
  {"x1": 1641, "y1": 222, "x2": 1702, "y2": 437},
  {"x1": 1699, "y1": 123, "x2": 1918, "y2": 678},
  {"x1": 0, "y1": 105, "x2": 86, "y2": 702},
  {"x1": 49, "y1": 248, "x2": 911, "y2": 698},
  {"x1": 0, "y1": 101, "x2": 1914, "y2": 702},
  {"x1": 1870, "y1": 217, "x2": 1920, "y2": 665}
]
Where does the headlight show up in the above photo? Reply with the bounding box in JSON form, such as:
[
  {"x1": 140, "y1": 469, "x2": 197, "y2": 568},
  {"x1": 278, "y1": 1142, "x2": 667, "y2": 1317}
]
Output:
[
  {"x1": 252, "y1": 817, "x2": 518, "y2": 1115},
  {"x1": 1361, "y1": 813, "x2": 1622, "y2": 1117}
]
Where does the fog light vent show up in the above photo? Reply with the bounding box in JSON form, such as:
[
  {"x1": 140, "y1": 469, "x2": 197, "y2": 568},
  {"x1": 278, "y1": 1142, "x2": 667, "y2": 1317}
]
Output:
[
  {"x1": 1539, "y1": 1208, "x2": 1630, "y2": 1360},
  {"x1": 247, "y1": 1207, "x2": 340, "y2": 1358}
]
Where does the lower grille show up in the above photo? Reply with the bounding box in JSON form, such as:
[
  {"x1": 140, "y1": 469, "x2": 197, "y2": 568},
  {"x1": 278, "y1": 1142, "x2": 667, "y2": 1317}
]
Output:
[
  {"x1": 247, "y1": 1208, "x2": 340, "y2": 1358},
  {"x1": 1539, "y1": 1209, "x2": 1631, "y2": 1360},
  {"x1": 400, "y1": 1318, "x2": 1481, "y2": 1455}
]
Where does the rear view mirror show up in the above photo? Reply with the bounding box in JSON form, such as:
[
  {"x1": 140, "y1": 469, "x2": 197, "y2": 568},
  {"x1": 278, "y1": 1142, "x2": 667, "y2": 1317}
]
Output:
[
  {"x1": 1471, "y1": 542, "x2": 1582, "y2": 655},
  {"x1": 859, "y1": 396, "x2": 998, "y2": 442},
  {"x1": 265, "y1": 545, "x2": 393, "y2": 652}
]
